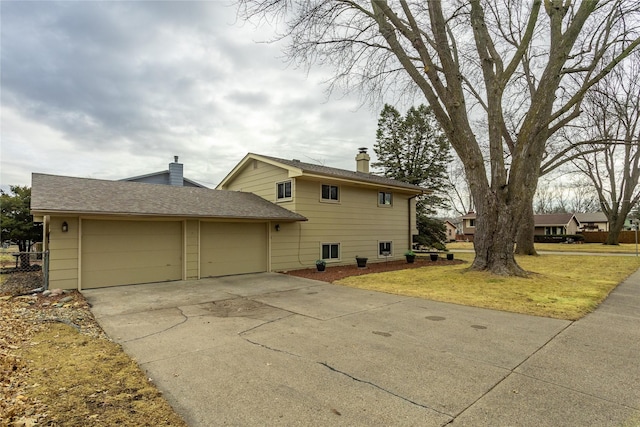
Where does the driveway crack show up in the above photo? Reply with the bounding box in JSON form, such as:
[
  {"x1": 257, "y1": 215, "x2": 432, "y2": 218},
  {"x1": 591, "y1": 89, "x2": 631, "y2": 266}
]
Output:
[
  {"x1": 238, "y1": 314, "x2": 302, "y2": 358},
  {"x1": 319, "y1": 362, "x2": 453, "y2": 419},
  {"x1": 123, "y1": 307, "x2": 189, "y2": 343}
]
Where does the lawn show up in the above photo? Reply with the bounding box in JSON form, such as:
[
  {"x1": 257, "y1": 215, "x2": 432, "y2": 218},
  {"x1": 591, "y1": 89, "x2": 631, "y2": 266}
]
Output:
[
  {"x1": 336, "y1": 252, "x2": 640, "y2": 320},
  {"x1": 446, "y1": 241, "x2": 639, "y2": 253}
]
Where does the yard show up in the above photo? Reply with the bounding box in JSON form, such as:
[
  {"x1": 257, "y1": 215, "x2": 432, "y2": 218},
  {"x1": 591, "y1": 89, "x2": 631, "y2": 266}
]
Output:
[
  {"x1": 336, "y1": 252, "x2": 640, "y2": 320},
  {"x1": 2, "y1": 249, "x2": 639, "y2": 425}
]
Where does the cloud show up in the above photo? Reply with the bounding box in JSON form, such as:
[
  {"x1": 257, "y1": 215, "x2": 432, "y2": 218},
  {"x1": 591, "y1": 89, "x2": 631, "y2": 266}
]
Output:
[{"x1": 1, "y1": 1, "x2": 380, "y2": 190}]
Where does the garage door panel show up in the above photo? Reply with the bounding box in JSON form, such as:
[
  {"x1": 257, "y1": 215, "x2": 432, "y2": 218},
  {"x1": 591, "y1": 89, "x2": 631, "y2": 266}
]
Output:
[
  {"x1": 82, "y1": 220, "x2": 182, "y2": 289},
  {"x1": 201, "y1": 222, "x2": 267, "y2": 277}
]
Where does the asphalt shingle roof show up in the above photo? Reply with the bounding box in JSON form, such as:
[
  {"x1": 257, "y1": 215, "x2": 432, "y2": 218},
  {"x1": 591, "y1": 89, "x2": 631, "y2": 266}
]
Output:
[
  {"x1": 256, "y1": 154, "x2": 427, "y2": 192},
  {"x1": 31, "y1": 173, "x2": 307, "y2": 221}
]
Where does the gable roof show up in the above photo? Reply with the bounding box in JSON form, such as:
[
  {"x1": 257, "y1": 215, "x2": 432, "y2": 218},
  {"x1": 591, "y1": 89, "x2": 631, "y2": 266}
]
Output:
[
  {"x1": 533, "y1": 213, "x2": 578, "y2": 226},
  {"x1": 31, "y1": 173, "x2": 307, "y2": 221},
  {"x1": 217, "y1": 153, "x2": 427, "y2": 193},
  {"x1": 575, "y1": 212, "x2": 608, "y2": 223},
  {"x1": 458, "y1": 212, "x2": 578, "y2": 227}
]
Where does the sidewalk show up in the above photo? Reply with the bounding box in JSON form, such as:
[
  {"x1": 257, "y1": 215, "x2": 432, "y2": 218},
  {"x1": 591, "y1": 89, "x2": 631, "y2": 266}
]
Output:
[{"x1": 451, "y1": 268, "x2": 640, "y2": 425}]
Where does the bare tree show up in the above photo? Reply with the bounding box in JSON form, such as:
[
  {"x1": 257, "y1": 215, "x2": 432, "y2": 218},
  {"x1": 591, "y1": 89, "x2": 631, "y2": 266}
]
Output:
[
  {"x1": 571, "y1": 54, "x2": 640, "y2": 244},
  {"x1": 237, "y1": 0, "x2": 640, "y2": 275}
]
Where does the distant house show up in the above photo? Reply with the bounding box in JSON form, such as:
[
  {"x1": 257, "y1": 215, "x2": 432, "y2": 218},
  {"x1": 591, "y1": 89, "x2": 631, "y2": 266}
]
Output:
[
  {"x1": 31, "y1": 149, "x2": 425, "y2": 290},
  {"x1": 123, "y1": 156, "x2": 206, "y2": 188},
  {"x1": 533, "y1": 213, "x2": 580, "y2": 235},
  {"x1": 458, "y1": 212, "x2": 580, "y2": 241},
  {"x1": 575, "y1": 212, "x2": 609, "y2": 232},
  {"x1": 441, "y1": 219, "x2": 457, "y2": 242}
]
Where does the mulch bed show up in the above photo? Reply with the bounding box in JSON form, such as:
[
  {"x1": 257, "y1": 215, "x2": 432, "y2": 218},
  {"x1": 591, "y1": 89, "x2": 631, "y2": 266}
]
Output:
[{"x1": 285, "y1": 256, "x2": 466, "y2": 283}]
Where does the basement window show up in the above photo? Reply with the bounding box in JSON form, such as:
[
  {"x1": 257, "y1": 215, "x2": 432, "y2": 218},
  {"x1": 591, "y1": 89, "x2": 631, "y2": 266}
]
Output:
[
  {"x1": 378, "y1": 241, "x2": 392, "y2": 257},
  {"x1": 321, "y1": 243, "x2": 340, "y2": 261}
]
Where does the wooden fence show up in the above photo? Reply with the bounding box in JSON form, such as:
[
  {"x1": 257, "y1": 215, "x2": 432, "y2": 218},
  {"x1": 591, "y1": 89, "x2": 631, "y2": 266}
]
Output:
[{"x1": 581, "y1": 230, "x2": 637, "y2": 244}]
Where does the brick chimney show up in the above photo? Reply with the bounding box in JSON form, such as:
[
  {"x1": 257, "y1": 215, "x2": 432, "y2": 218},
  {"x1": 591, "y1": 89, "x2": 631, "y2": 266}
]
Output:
[
  {"x1": 169, "y1": 156, "x2": 184, "y2": 186},
  {"x1": 355, "y1": 147, "x2": 370, "y2": 173}
]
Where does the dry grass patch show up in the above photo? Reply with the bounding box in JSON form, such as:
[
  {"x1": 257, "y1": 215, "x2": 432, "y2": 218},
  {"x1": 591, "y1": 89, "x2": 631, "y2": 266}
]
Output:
[
  {"x1": 18, "y1": 323, "x2": 186, "y2": 426},
  {"x1": 336, "y1": 253, "x2": 640, "y2": 320},
  {"x1": 447, "y1": 241, "x2": 638, "y2": 253}
]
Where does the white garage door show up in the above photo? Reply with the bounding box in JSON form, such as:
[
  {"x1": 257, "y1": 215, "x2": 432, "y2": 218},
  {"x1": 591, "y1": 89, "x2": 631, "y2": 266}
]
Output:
[
  {"x1": 201, "y1": 222, "x2": 267, "y2": 277},
  {"x1": 81, "y1": 220, "x2": 182, "y2": 289}
]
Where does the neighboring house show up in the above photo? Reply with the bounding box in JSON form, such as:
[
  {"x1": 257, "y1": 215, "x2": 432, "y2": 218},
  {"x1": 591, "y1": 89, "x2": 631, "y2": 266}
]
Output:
[
  {"x1": 216, "y1": 150, "x2": 425, "y2": 273},
  {"x1": 458, "y1": 212, "x2": 580, "y2": 239},
  {"x1": 460, "y1": 212, "x2": 477, "y2": 240},
  {"x1": 31, "y1": 149, "x2": 425, "y2": 290},
  {"x1": 575, "y1": 212, "x2": 609, "y2": 232},
  {"x1": 533, "y1": 213, "x2": 580, "y2": 235},
  {"x1": 122, "y1": 156, "x2": 206, "y2": 188},
  {"x1": 440, "y1": 219, "x2": 457, "y2": 242}
]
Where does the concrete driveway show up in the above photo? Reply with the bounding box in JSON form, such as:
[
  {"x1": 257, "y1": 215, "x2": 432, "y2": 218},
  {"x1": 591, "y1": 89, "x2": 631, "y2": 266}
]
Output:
[{"x1": 84, "y1": 272, "x2": 640, "y2": 426}]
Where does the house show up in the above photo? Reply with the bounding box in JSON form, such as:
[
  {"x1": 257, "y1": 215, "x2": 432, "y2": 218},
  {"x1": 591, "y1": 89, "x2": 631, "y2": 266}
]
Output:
[
  {"x1": 575, "y1": 212, "x2": 609, "y2": 232},
  {"x1": 216, "y1": 149, "x2": 425, "y2": 273},
  {"x1": 460, "y1": 212, "x2": 477, "y2": 241},
  {"x1": 440, "y1": 219, "x2": 457, "y2": 242},
  {"x1": 122, "y1": 156, "x2": 206, "y2": 188},
  {"x1": 533, "y1": 213, "x2": 580, "y2": 235},
  {"x1": 31, "y1": 149, "x2": 425, "y2": 290},
  {"x1": 458, "y1": 212, "x2": 580, "y2": 241}
]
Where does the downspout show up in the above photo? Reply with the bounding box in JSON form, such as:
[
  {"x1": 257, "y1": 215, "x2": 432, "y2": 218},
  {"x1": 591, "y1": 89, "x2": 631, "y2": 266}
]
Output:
[{"x1": 408, "y1": 193, "x2": 421, "y2": 251}]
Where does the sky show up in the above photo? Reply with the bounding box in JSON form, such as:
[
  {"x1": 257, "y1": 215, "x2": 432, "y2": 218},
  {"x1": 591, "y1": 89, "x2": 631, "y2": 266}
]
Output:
[{"x1": 0, "y1": 0, "x2": 383, "y2": 190}]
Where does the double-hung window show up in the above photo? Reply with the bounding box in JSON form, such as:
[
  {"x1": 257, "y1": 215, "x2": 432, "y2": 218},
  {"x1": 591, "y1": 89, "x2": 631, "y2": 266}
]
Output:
[
  {"x1": 321, "y1": 243, "x2": 340, "y2": 260},
  {"x1": 276, "y1": 180, "x2": 292, "y2": 201},
  {"x1": 321, "y1": 184, "x2": 339, "y2": 202}
]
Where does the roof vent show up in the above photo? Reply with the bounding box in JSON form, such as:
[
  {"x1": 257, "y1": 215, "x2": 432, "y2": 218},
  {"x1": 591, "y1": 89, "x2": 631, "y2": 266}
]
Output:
[{"x1": 292, "y1": 159, "x2": 300, "y2": 162}]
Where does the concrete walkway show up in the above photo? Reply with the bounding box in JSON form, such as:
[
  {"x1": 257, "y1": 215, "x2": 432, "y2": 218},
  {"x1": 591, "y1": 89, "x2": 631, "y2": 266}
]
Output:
[{"x1": 84, "y1": 271, "x2": 640, "y2": 426}]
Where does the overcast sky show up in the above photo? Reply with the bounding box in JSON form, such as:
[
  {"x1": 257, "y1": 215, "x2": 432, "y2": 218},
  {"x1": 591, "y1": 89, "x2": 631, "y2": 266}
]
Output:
[{"x1": 1, "y1": 1, "x2": 382, "y2": 190}]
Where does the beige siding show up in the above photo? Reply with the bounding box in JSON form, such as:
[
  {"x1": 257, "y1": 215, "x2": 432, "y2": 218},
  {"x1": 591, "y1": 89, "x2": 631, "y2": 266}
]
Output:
[
  {"x1": 48, "y1": 217, "x2": 79, "y2": 290},
  {"x1": 185, "y1": 220, "x2": 199, "y2": 279},
  {"x1": 222, "y1": 161, "x2": 291, "y2": 202},
  {"x1": 271, "y1": 179, "x2": 414, "y2": 271},
  {"x1": 81, "y1": 220, "x2": 182, "y2": 289},
  {"x1": 200, "y1": 222, "x2": 267, "y2": 277}
]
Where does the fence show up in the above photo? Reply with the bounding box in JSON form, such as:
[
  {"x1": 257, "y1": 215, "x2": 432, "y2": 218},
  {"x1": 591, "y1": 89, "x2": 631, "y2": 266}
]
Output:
[
  {"x1": 0, "y1": 249, "x2": 49, "y2": 292},
  {"x1": 581, "y1": 230, "x2": 637, "y2": 244}
]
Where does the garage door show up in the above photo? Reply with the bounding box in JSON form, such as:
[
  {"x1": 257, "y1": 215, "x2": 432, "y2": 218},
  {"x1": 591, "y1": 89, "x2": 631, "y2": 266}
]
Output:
[
  {"x1": 82, "y1": 220, "x2": 182, "y2": 289},
  {"x1": 201, "y1": 222, "x2": 267, "y2": 277}
]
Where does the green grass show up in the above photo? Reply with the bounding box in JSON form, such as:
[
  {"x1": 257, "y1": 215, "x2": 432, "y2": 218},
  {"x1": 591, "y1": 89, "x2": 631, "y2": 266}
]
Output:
[{"x1": 337, "y1": 252, "x2": 640, "y2": 320}]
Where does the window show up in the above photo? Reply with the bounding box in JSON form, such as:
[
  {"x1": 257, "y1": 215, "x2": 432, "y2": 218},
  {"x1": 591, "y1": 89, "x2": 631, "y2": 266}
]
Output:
[
  {"x1": 378, "y1": 192, "x2": 392, "y2": 206},
  {"x1": 469, "y1": 219, "x2": 475, "y2": 227},
  {"x1": 276, "y1": 180, "x2": 292, "y2": 201},
  {"x1": 378, "y1": 241, "x2": 392, "y2": 257},
  {"x1": 321, "y1": 243, "x2": 340, "y2": 260},
  {"x1": 321, "y1": 184, "x2": 339, "y2": 201}
]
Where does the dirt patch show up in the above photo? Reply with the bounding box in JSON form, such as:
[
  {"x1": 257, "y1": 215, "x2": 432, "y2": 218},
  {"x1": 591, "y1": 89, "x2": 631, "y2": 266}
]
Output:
[{"x1": 285, "y1": 256, "x2": 465, "y2": 283}]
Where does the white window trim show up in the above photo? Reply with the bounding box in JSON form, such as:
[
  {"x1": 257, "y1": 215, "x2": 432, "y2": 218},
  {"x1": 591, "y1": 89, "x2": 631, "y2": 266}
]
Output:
[
  {"x1": 320, "y1": 242, "x2": 341, "y2": 262},
  {"x1": 378, "y1": 191, "x2": 393, "y2": 207},
  {"x1": 276, "y1": 180, "x2": 293, "y2": 202},
  {"x1": 378, "y1": 241, "x2": 393, "y2": 258},
  {"x1": 320, "y1": 183, "x2": 340, "y2": 203}
]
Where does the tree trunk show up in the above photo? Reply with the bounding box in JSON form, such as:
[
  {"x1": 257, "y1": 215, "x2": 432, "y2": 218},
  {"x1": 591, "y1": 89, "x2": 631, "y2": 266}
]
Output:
[
  {"x1": 605, "y1": 213, "x2": 627, "y2": 245},
  {"x1": 515, "y1": 203, "x2": 538, "y2": 255},
  {"x1": 470, "y1": 193, "x2": 528, "y2": 276}
]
